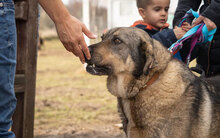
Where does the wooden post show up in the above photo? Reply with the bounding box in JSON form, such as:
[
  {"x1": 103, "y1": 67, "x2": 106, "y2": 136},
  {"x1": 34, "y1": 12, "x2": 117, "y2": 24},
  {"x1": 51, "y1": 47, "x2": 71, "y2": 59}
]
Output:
[{"x1": 12, "y1": 0, "x2": 38, "y2": 138}]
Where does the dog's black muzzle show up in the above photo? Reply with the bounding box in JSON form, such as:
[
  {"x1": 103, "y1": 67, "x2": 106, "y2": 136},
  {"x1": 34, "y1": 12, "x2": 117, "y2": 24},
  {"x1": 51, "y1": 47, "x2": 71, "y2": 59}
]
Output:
[
  {"x1": 85, "y1": 45, "x2": 112, "y2": 76},
  {"x1": 85, "y1": 45, "x2": 93, "y2": 64}
]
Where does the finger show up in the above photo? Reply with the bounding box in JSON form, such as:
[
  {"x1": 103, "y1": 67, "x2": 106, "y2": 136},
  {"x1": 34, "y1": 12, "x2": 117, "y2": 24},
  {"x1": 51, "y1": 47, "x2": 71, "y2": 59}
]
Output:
[
  {"x1": 181, "y1": 24, "x2": 190, "y2": 28},
  {"x1": 182, "y1": 22, "x2": 190, "y2": 26},
  {"x1": 181, "y1": 26, "x2": 187, "y2": 29},
  {"x1": 64, "y1": 39, "x2": 80, "y2": 57},
  {"x1": 182, "y1": 26, "x2": 191, "y2": 30},
  {"x1": 80, "y1": 37, "x2": 91, "y2": 60},
  {"x1": 81, "y1": 24, "x2": 97, "y2": 39},
  {"x1": 72, "y1": 44, "x2": 85, "y2": 64},
  {"x1": 203, "y1": 18, "x2": 217, "y2": 31},
  {"x1": 182, "y1": 28, "x2": 189, "y2": 32},
  {"x1": 71, "y1": 51, "x2": 84, "y2": 63},
  {"x1": 192, "y1": 16, "x2": 204, "y2": 27},
  {"x1": 71, "y1": 48, "x2": 79, "y2": 57},
  {"x1": 66, "y1": 38, "x2": 86, "y2": 63},
  {"x1": 76, "y1": 49, "x2": 85, "y2": 64},
  {"x1": 71, "y1": 51, "x2": 83, "y2": 63}
]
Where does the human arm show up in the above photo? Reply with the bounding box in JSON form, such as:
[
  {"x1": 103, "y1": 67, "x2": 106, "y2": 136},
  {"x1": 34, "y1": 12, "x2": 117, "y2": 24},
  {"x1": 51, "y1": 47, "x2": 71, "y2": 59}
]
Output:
[
  {"x1": 192, "y1": 16, "x2": 216, "y2": 31},
  {"x1": 173, "y1": 0, "x2": 202, "y2": 27},
  {"x1": 192, "y1": 0, "x2": 220, "y2": 31},
  {"x1": 152, "y1": 27, "x2": 186, "y2": 48},
  {"x1": 152, "y1": 29, "x2": 177, "y2": 48},
  {"x1": 200, "y1": 0, "x2": 220, "y2": 29},
  {"x1": 38, "y1": 0, "x2": 96, "y2": 63},
  {"x1": 173, "y1": 0, "x2": 220, "y2": 31}
]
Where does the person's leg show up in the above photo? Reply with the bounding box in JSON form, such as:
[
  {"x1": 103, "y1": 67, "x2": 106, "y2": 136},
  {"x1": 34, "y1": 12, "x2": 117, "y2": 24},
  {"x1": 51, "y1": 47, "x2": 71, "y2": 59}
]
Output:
[{"x1": 0, "y1": 0, "x2": 17, "y2": 137}]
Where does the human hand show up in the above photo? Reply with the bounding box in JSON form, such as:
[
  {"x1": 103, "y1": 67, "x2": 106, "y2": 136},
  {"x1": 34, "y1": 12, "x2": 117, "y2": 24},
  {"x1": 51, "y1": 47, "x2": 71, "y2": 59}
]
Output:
[
  {"x1": 192, "y1": 15, "x2": 217, "y2": 31},
  {"x1": 181, "y1": 22, "x2": 192, "y2": 32},
  {"x1": 173, "y1": 26, "x2": 187, "y2": 39},
  {"x1": 55, "y1": 15, "x2": 97, "y2": 63}
]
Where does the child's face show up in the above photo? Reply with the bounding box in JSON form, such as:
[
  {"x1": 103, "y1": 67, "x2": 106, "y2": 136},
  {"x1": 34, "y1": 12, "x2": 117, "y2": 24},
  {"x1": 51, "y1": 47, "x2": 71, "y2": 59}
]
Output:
[{"x1": 139, "y1": 0, "x2": 170, "y2": 30}]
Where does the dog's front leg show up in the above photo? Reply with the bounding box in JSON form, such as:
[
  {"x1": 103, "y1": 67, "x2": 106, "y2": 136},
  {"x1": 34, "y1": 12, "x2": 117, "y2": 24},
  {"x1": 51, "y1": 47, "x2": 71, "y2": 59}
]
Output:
[{"x1": 117, "y1": 98, "x2": 128, "y2": 135}]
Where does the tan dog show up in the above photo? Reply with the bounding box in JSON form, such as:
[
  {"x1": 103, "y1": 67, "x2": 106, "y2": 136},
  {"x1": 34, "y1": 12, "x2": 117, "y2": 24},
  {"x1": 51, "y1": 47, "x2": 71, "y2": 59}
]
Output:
[{"x1": 86, "y1": 27, "x2": 220, "y2": 138}]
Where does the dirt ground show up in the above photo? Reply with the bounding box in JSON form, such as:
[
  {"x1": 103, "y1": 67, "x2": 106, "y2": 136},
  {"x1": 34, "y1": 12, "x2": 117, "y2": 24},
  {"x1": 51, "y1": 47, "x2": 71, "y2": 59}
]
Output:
[
  {"x1": 34, "y1": 87, "x2": 125, "y2": 138},
  {"x1": 34, "y1": 39, "x2": 126, "y2": 138}
]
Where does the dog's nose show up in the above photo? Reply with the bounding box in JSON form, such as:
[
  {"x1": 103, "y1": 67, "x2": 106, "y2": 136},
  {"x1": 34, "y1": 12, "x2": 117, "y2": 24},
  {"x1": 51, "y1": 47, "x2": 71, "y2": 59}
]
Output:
[
  {"x1": 88, "y1": 46, "x2": 93, "y2": 54},
  {"x1": 85, "y1": 46, "x2": 93, "y2": 63}
]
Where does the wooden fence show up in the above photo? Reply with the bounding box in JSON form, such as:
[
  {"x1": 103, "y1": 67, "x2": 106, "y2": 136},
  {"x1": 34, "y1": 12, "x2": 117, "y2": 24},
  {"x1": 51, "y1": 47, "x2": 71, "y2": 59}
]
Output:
[{"x1": 12, "y1": 0, "x2": 38, "y2": 138}]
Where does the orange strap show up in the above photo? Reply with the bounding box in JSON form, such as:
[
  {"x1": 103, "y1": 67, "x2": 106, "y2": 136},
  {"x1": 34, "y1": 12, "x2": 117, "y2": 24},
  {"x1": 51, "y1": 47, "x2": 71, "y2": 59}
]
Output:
[{"x1": 140, "y1": 73, "x2": 160, "y2": 91}]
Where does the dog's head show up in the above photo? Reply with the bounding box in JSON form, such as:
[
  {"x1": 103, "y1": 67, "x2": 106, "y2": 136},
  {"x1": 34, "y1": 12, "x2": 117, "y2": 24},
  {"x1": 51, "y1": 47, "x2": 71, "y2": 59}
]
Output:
[{"x1": 86, "y1": 27, "x2": 172, "y2": 98}]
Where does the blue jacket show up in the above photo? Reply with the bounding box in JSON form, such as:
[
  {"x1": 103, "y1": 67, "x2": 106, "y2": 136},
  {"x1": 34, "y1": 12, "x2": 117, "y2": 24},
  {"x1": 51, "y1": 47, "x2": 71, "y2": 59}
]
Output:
[{"x1": 132, "y1": 20, "x2": 181, "y2": 59}]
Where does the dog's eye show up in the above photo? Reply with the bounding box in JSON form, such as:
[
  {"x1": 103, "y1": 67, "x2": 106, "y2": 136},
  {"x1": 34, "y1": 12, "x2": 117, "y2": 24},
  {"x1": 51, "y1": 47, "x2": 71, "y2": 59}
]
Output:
[{"x1": 113, "y1": 38, "x2": 122, "y2": 45}]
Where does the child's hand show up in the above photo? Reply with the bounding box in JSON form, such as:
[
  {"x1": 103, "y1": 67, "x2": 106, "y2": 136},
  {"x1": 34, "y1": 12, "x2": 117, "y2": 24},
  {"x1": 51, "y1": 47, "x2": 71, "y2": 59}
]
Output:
[
  {"x1": 173, "y1": 26, "x2": 187, "y2": 39},
  {"x1": 181, "y1": 22, "x2": 192, "y2": 31}
]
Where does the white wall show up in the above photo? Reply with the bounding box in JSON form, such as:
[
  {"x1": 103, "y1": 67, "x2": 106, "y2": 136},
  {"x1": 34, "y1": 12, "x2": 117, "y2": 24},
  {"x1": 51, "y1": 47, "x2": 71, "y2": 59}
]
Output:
[
  {"x1": 169, "y1": 0, "x2": 178, "y2": 14},
  {"x1": 107, "y1": 0, "x2": 141, "y2": 28}
]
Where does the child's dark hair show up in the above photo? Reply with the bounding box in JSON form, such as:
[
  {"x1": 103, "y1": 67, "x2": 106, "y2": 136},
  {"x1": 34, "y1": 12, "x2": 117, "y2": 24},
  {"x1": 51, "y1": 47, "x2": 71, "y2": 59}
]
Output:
[{"x1": 136, "y1": 0, "x2": 152, "y2": 8}]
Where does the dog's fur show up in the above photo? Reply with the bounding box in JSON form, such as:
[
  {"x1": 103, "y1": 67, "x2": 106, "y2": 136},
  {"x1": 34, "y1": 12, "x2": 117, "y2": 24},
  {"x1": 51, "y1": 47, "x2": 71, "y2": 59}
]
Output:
[{"x1": 86, "y1": 27, "x2": 220, "y2": 138}]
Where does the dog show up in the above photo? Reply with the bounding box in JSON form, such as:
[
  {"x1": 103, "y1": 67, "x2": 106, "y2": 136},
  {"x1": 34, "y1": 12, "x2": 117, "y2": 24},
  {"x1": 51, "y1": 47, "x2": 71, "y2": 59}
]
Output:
[{"x1": 86, "y1": 27, "x2": 220, "y2": 138}]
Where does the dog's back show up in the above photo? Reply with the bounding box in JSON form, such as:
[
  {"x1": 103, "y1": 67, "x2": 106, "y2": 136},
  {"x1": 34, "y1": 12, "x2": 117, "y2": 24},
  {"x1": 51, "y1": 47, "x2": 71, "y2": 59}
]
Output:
[
  {"x1": 118, "y1": 62, "x2": 220, "y2": 138},
  {"x1": 204, "y1": 77, "x2": 220, "y2": 138},
  {"x1": 205, "y1": 75, "x2": 220, "y2": 91},
  {"x1": 191, "y1": 77, "x2": 220, "y2": 138}
]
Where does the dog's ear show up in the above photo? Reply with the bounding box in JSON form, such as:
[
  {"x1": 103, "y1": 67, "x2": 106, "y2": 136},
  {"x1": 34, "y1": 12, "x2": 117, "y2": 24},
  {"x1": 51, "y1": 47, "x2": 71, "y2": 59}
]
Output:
[
  {"x1": 139, "y1": 34, "x2": 154, "y2": 75},
  {"x1": 140, "y1": 33, "x2": 172, "y2": 75}
]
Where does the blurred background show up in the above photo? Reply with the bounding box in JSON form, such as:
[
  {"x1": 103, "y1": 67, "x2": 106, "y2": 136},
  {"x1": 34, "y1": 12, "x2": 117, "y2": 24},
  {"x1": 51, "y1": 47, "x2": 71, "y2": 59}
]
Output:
[
  {"x1": 39, "y1": 0, "x2": 178, "y2": 42},
  {"x1": 35, "y1": 0, "x2": 179, "y2": 138}
]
